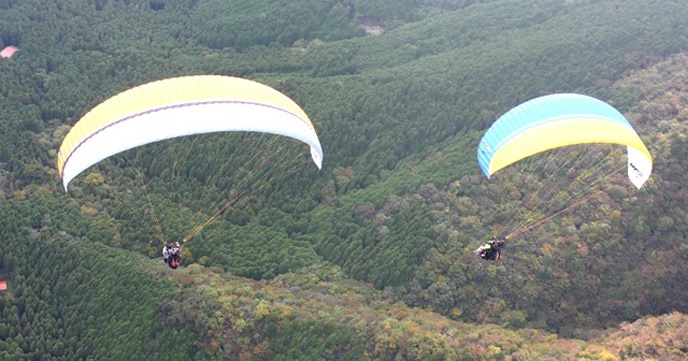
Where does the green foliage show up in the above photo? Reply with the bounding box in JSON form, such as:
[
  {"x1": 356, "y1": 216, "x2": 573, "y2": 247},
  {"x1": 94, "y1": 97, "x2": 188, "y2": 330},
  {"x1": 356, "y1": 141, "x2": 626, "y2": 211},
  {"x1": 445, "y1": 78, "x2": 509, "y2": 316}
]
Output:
[
  {"x1": 0, "y1": 195, "x2": 197, "y2": 360},
  {"x1": 192, "y1": 0, "x2": 364, "y2": 50},
  {"x1": 1, "y1": 0, "x2": 688, "y2": 358}
]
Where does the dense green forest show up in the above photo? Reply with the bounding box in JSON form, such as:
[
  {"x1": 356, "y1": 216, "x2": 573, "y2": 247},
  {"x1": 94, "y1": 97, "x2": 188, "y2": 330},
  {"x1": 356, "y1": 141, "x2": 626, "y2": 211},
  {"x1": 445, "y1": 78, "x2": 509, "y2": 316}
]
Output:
[{"x1": 1, "y1": 0, "x2": 687, "y2": 359}]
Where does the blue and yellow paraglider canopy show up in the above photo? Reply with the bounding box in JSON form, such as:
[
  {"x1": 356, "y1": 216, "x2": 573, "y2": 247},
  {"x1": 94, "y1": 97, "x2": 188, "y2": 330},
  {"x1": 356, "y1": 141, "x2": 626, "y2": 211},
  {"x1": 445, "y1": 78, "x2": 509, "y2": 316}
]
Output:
[{"x1": 477, "y1": 93, "x2": 652, "y2": 189}]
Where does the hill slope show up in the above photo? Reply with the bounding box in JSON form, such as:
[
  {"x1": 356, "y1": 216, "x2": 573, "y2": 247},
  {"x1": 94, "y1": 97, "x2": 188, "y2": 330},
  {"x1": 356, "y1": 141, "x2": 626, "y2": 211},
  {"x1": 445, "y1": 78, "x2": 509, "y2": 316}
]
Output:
[{"x1": 1, "y1": 0, "x2": 687, "y2": 359}]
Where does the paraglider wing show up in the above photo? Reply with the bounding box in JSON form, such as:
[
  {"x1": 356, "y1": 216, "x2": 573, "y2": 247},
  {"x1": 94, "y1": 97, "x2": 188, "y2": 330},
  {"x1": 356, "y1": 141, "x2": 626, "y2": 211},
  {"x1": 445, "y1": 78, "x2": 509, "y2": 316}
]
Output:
[
  {"x1": 57, "y1": 75, "x2": 324, "y2": 191},
  {"x1": 477, "y1": 93, "x2": 652, "y2": 189}
]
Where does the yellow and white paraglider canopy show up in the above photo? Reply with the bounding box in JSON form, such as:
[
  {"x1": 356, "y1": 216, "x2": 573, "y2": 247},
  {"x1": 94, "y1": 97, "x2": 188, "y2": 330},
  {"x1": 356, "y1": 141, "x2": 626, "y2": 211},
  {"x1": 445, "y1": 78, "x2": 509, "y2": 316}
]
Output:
[{"x1": 57, "y1": 75, "x2": 323, "y2": 191}]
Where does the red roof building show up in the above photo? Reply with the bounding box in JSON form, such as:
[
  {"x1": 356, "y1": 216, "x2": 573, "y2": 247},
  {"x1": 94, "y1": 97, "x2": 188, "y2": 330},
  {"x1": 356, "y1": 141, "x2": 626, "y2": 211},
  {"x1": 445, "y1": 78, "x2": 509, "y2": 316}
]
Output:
[{"x1": 1, "y1": 46, "x2": 19, "y2": 58}]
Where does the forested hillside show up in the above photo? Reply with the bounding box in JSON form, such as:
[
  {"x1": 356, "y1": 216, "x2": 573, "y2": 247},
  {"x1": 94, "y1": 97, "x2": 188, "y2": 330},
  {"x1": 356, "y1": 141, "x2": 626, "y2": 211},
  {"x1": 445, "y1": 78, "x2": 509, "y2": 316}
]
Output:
[{"x1": 1, "y1": 0, "x2": 687, "y2": 359}]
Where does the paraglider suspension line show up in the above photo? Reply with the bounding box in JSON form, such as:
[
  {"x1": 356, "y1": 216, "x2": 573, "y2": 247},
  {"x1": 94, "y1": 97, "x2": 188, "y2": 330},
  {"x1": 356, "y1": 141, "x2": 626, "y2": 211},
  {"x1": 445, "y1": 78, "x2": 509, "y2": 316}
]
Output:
[
  {"x1": 139, "y1": 173, "x2": 167, "y2": 245},
  {"x1": 181, "y1": 158, "x2": 309, "y2": 245}
]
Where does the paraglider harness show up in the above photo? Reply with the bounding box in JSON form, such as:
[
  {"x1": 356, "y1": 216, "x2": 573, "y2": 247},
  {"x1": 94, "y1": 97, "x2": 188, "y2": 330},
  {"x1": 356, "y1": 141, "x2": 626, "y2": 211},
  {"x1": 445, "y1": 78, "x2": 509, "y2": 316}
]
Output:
[
  {"x1": 476, "y1": 238, "x2": 506, "y2": 261},
  {"x1": 163, "y1": 242, "x2": 182, "y2": 269}
]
